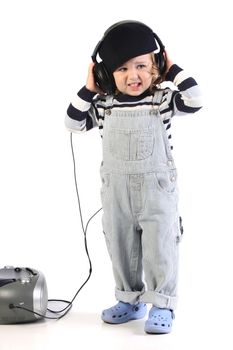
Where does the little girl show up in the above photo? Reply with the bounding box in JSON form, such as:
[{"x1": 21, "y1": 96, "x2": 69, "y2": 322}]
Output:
[{"x1": 66, "y1": 20, "x2": 202, "y2": 334}]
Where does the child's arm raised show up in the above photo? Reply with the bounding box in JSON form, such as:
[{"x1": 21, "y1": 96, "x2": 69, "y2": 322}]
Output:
[
  {"x1": 65, "y1": 63, "x2": 101, "y2": 133},
  {"x1": 162, "y1": 51, "x2": 203, "y2": 117}
]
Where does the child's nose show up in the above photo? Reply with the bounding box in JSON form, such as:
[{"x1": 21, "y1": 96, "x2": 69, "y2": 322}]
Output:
[{"x1": 128, "y1": 67, "x2": 139, "y2": 80}]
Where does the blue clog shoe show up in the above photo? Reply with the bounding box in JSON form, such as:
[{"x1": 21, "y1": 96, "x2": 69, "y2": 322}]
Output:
[
  {"x1": 101, "y1": 301, "x2": 147, "y2": 324},
  {"x1": 144, "y1": 306, "x2": 174, "y2": 334}
]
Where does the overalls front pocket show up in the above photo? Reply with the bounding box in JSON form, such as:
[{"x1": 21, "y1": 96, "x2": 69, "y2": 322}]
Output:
[
  {"x1": 155, "y1": 169, "x2": 177, "y2": 194},
  {"x1": 109, "y1": 129, "x2": 154, "y2": 161}
]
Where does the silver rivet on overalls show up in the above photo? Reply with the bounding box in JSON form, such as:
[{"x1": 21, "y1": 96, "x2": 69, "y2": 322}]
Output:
[
  {"x1": 170, "y1": 176, "x2": 176, "y2": 182},
  {"x1": 105, "y1": 109, "x2": 111, "y2": 116},
  {"x1": 167, "y1": 160, "x2": 173, "y2": 167}
]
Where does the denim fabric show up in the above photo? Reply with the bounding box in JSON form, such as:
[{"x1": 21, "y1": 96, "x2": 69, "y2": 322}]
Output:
[{"x1": 100, "y1": 94, "x2": 181, "y2": 310}]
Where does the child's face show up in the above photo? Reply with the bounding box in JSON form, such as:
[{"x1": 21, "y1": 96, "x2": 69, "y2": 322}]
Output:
[{"x1": 113, "y1": 53, "x2": 154, "y2": 96}]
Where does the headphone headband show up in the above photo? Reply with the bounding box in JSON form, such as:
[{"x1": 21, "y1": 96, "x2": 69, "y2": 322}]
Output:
[{"x1": 92, "y1": 20, "x2": 165, "y2": 63}]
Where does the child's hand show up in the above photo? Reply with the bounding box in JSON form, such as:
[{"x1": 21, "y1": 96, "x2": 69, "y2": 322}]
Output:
[{"x1": 86, "y1": 62, "x2": 103, "y2": 94}]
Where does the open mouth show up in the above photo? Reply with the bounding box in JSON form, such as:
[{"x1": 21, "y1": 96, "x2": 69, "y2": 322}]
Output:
[{"x1": 128, "y1": 82, "x2": 141, "y2": 89}]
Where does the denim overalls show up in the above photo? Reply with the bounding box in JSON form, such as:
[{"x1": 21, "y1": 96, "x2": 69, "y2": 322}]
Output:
[{"x1": 100, "y1": 92, "x2": 181, "y2": 310}]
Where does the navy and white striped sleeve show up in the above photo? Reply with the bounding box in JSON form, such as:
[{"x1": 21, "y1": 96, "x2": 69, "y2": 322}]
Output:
[
  {"x1": 65, "y1": 86, "x2": 98, "y2": 133},
  {"x1": 163, "y1": 64, "x2": 203, "y2": 117}
]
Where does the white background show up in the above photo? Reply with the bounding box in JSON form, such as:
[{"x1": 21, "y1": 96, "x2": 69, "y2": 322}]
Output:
[{"x1": 0, "y1": 0, "x2": 232, "y2": 349}]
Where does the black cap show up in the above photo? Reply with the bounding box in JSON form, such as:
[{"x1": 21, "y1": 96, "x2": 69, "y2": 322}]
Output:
[{"x1": 99, "y1": 22, "x2": 157, "y2": 72}]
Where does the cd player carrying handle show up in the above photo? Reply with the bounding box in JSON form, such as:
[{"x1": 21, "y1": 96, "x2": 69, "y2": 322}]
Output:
[
  {"x1": 14, "y1": 267, "x2": 38, "y2": 276},
  {"x1": 25, "y1": 267, "x2": 37, "y2": 276}
]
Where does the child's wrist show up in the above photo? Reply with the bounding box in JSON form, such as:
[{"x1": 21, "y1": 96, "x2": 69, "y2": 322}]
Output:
[
  {"x1": 78, "y1": 86, "x2": 96, "y2": 102},
  {"x1": 165, "y1": 64, "x2": 183, "y2": 82}
]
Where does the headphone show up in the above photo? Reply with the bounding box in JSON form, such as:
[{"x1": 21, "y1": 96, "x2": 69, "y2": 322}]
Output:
[{"x1": 91, "y1": 20, "x2": 166, "y2": 95}]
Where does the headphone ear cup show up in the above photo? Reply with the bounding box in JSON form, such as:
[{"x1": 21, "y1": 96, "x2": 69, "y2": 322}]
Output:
[
  {"x1": 154, "y1": 52, "x2": 166, "y2": 76},
  {"x1": 93, "y1": 62, "x2": 116, "y2": 94}
]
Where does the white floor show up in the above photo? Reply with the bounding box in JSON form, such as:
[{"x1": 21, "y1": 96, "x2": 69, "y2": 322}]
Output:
[
  {"x1": 1, "y1": 294, "x2": 231, "y2": 350},
  {"x1": 0, "y1": 311, "x2": 228, "y2": 350}
]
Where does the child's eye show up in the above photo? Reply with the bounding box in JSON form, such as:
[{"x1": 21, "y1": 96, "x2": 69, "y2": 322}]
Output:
[
  {"x1": 117, "y1": 67, "x2": 127, "y2": 72},
  {"x1": 137, "y1": 64, "x2": 146, "y2": 69}
]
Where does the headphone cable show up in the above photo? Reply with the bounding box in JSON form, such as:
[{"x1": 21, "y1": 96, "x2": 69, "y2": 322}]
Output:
[{"x1": 10, "y1": 132, "x2": 102, "y2": 320}]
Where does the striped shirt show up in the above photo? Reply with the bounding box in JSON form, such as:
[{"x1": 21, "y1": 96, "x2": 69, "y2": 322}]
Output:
[{"x1": 65, "y1": 64, "x2": 202, "y2": 149}]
